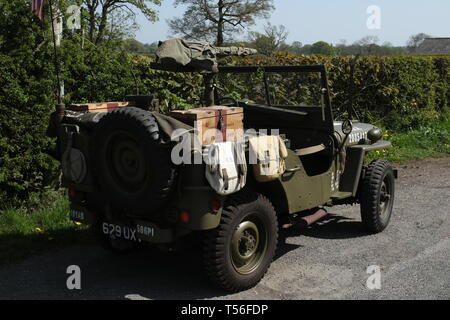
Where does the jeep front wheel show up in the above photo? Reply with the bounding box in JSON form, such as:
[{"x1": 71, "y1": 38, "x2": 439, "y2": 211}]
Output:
[
  {"x1": 360, "y1": 160, "x2": 395, "y2": 233},
  {"x1": 203, "y1": 193, "x2": 278, "y2": 292}
]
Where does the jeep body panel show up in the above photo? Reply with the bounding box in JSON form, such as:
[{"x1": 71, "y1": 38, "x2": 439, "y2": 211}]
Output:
[{"x1": 278, "y1": 149, "x2": 332, "y2": 214}]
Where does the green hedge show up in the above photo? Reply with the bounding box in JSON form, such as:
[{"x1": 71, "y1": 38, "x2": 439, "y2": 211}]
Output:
[
  {"x1": 232, "y1": 52, "x2": 450, "y2": 130},
  {"x1": 1, "y1": 40, "x2": 450, "y2": 208},
  {"x1": 0, "y1": 51, "x2": 57, "y2": 208}
]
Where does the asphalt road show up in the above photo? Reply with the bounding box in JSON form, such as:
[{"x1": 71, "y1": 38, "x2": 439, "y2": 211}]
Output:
[{"x1": 0, "y1": 157, "x2": 448, "y2": 300}]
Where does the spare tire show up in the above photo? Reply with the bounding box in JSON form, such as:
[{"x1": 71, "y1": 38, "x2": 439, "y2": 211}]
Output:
[{"x1": 92, "y1": 107, "x2": 176, "y2": 214}]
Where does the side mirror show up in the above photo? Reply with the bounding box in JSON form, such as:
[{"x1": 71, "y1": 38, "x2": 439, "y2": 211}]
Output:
[{"x1": 342, "y1": 119, "x2": 353, "y2": 135}]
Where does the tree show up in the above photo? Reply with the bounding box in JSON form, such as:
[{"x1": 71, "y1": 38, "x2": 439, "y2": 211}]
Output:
[
  {"x1": 168, "y1": 0, "x2": 275, "y2": 46},
  {"x1": 309, "y1": 41, "x2": 337, "y2": 56},
  {"x1": 353, "y1": 36, "x2": 380, "y2": 55},
  {"x1": 143, "y1": 41, "x2": 159, "y2": 54},
  {"x1": 123, "y1": 39, "x2": 159, "y2": 54},
  {"x1": 407, "y1": 33, "x2": 431, "y2": 53},
  {"x1": 123, "y1": 38, "x2": 147, "y2": 53},
  {"x1": 354, "y1": 35, "x2": 380, "y2": 46},
  {"x1": 248, "y1": 23, "x2": 289, "y2": 55},
  {"x1": 81, "y1": 0, "x2": 162, "y2": 44},
  {"x1": 288, "y1": 41, "x2": 303, "y2": 54}
]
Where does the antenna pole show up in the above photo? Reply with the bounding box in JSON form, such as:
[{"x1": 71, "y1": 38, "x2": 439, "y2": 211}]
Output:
[{"x1": 48, "y1": 0, "x2": 65, "y2": 118}]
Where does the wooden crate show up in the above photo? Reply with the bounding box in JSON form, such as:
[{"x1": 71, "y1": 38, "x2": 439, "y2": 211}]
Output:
[
  {"x1": 170, "y1": 106, "x2": 244, "y2": 145},
  {"x1": 68, "y1": 102, "x2": 129, "y2": 113}
]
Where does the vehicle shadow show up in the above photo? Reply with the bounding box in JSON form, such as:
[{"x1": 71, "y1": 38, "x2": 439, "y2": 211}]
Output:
[
  {"x1": 80, "y1": 211, "x2": 368, "y2": 299},
  {"x1": 0, "y1": 212, "x2": 370, "y2": 300},
  {"x1": 0, "y1": 232, "x2": 229, "y2": 300},
  {"x1": 280, "y1": 212, "x2": 370, "y2": 240},
  {"x1": 81, "y1": 244, "x2": 229, "y2": 300}
]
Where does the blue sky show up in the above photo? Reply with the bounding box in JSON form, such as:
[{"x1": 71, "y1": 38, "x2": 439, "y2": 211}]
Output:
[{"x1": 135, "y1": 0, "x2": 450, "y2": 46}]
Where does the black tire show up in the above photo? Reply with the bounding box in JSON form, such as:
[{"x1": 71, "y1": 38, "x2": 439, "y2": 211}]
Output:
[
  {"x1": 92, "y1": 107, "x2": 176, "y2": 214},
  {"x1": 203, "y1": 192, "x2": 278, "y2": 292},
  {"x1": 360, "y1": 160, "x2": 395, "y2": 233}
]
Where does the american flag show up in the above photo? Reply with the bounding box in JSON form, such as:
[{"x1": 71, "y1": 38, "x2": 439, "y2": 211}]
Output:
[{"x1": 32, "y1": 0, "x2": 45, "y2": 20}]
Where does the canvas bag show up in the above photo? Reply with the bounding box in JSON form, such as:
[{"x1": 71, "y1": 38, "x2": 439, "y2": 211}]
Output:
[
  {"x1": 249, "y1": 135, "x2": 289, "y2": 182},
  {"x1": 205, "y1": 141, "x2": 247, "y2": 195}
]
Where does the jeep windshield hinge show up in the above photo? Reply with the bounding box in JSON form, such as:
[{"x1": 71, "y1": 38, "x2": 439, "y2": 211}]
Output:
[{"x1": 321, "y1": 87, "x2": 327, "y2": 122}]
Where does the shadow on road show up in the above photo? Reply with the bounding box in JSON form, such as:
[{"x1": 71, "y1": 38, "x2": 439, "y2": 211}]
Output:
[
  {"x1": 0, "y1": 212, "x2": 371, "y2": 300},
  {"x1": 79, "y1": 245, "x2": 228, "y2": 300},
  {"x1": 279, "y1": 213, "x2": 370, "y2": 240}
]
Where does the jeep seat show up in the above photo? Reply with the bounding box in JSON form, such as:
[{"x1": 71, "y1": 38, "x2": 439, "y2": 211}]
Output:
[{"x1": 295, "y1": 144, "x2": 326, "y2": 156}]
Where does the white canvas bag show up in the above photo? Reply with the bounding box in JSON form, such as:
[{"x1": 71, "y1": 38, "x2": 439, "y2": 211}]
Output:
[{"x1": 205, "y1": 141, "x2": 247, "y2": 195}]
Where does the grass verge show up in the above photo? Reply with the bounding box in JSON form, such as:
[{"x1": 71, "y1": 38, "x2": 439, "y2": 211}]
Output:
[
  {"x1": 0, "y1": 193, "x2": 94, "y2": 266},
  {"x1": 366, "y1": 119, "x2": 450, "y2": 163}
]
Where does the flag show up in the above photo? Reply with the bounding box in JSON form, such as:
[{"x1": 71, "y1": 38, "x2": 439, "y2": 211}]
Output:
[{"x1": 32, "y1": 0, "x2": 45, "y2": 20}]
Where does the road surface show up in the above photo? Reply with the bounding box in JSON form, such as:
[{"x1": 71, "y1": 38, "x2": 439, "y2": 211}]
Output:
[{"x1": 0, "y1": 157, "x2": 448, "y2": 300}]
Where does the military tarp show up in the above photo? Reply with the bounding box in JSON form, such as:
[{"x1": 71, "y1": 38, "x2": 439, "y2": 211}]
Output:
[{"x1": 154, "y1": 38, "x2": 257, "y2": 73}]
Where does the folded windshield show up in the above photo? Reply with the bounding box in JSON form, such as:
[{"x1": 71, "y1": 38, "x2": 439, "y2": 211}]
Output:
[{"x1": 217, "y1": 69, "x2": 324, "y2": 107}]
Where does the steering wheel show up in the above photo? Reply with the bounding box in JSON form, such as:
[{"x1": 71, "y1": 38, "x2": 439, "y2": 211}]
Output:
[{"x1": 216, "y1": 97, "x2": 239, "y2": 107}]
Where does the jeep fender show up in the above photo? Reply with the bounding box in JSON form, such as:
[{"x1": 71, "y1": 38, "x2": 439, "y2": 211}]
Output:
[{"x1": 339, "y1": 140, "x2": 392, "y2": 196}]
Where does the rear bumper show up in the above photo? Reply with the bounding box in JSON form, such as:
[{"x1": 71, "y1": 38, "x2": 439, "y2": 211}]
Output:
[{"x1": 69, "y1": 205, "x2": 181, "y2": 244}]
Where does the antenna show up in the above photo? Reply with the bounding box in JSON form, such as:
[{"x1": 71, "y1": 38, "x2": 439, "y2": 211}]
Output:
[{"x1": 48, "y1": 0, "x2": 65, "y2": 119}]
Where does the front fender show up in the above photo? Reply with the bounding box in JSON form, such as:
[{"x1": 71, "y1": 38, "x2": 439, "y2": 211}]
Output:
[{"x1": 339, "y1": 140, "x2": 392, "y2": 196}]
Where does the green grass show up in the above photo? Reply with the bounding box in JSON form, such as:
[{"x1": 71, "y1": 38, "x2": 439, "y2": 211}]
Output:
[
  {"x1": 0, "y1": 194, "x2": 94, "y2": 266},
  {"x1": 366, "y1": 119, "x2": 450, "y2": 163}
]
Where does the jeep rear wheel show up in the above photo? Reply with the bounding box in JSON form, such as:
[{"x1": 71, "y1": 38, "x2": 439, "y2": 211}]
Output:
[
  {"x1": 360, "y1": 160, "x2": 395, "y2": 233},
  {"x1": 92, "y1": 107, "x2": 176, "y2": 215},
  {"x1": 203, "y1": 193, "x2": 278, "y2": 292}
]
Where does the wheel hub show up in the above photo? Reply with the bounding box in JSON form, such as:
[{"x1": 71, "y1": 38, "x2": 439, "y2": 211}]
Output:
[
  {"x1": 106, "y1": 131, "x2": 148, "y2": 192},
  {"x1": 230, "y1": 217, "x2": 268, "y2": 275},
  {"x1": 379, "y1": 180, "x2": 392, "y2": 220}
]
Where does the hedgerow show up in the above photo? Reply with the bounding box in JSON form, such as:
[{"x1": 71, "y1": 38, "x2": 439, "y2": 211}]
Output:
[
  {"x1": 0, "y1": 1, "x2": 449, "y2": 208},
  {"x1": 232, "y1": 52, "x2": 450, "y2": 130}
]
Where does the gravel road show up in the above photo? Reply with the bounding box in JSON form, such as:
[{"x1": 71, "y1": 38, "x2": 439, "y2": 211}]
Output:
[{"x1": 0, "y1": 157, "x2": 448, "y2": 300}]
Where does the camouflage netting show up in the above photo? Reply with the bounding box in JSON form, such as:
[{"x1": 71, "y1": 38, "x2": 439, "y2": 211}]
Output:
[{"x1": 153, "y1": 38, "x2": 257, "y2": 73}]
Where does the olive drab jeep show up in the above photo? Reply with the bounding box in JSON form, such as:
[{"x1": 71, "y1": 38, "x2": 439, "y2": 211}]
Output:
[{"x1": 48, "y1": 38, "x2": 397, "y2": 292}]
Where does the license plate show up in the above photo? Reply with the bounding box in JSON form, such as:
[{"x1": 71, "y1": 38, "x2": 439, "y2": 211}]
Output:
[
  {"x1": 69, "y1": 208, "x2": 86, "y2": 222},
  {"x1": 102, "y1": 222, "x2": 142, "y2": 242},
  {"x1": 136, "y1": 224, "x2": 155, "y2": 238}
]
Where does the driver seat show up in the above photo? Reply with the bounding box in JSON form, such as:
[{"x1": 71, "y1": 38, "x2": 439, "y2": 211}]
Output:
[{"x1": 295, "y1": 144, "x2": 326, "y2": 156}]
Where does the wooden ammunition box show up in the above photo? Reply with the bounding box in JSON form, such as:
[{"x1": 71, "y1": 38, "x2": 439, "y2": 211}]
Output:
[
  {"x1": 68, "y1": 102, "x2": 129, "y2": 113},
  {"x1": 170, "y1": 106, "x2": 244, "y2": 145}
]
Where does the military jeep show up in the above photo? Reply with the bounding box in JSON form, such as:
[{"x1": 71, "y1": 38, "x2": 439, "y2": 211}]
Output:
[{"x1": 49, "y1": 39, "x2": 396, "y2": 292}]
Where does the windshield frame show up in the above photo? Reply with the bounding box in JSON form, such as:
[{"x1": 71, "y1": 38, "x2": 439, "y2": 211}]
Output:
[{"x1": 217, "y1": 64, "x2": 334, "y2": 129}]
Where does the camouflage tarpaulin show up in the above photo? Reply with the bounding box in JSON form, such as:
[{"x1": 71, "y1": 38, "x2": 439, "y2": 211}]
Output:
[
  {"x1": 215, "y1": 46, "x2": 258, "y2": 58},
  {"x1": 154, "y1": 38, "x2": 257, "y2": 73}
]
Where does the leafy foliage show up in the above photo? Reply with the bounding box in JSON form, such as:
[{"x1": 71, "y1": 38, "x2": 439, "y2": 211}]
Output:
[
  {"x1": 80, "y1": 0, "x2": 162, "y2": 44},
  {"x1": 247, "y1": 23, "x2": 289, "y2": 56}
]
